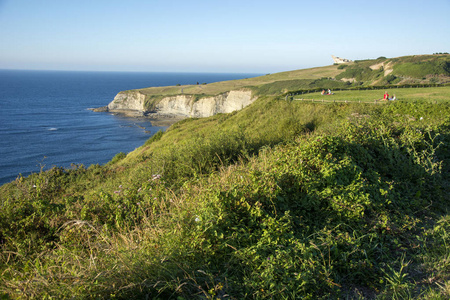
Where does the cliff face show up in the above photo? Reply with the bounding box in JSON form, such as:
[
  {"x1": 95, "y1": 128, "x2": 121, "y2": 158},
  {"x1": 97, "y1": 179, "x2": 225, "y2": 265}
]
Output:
[
  {"x1": 107, "y1": 90, "x2": 255, "y2": 118},
  {"x1": 107, "y1": 91, "x2": 147, "y2": 112}
]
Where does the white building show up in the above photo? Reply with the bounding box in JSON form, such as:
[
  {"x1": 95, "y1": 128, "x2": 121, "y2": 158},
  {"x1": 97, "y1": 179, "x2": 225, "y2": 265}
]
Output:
[{"x1": 331, "y1": 55, "x2": 353, "y2": 64}]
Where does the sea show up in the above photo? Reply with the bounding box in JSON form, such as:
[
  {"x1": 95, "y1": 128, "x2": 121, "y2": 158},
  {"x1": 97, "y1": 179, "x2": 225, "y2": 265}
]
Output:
[{"x1": 0, "y1": 70, "x2": 260, "y2": 185}]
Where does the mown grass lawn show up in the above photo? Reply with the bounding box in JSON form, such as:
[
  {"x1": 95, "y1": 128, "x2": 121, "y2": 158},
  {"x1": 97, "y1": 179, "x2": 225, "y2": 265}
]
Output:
[{"x1": 298, "y1": 86, "x2": 450, "y2": 103}]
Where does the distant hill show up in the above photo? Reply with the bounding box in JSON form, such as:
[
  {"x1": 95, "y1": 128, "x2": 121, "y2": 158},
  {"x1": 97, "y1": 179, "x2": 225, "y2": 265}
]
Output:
[
  {"x1": 335, "y1": 54, "x2": 450, "y2": 86},
  {"x1": 109, "y1": 54, "x2": 450, "y2": 113},
  {"x1": 135, "y1": 54, "x2": 450, "y2": 99}
]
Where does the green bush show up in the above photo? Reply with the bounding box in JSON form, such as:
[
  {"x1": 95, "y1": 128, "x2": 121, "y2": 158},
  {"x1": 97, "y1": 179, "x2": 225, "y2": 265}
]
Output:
[
  {"x1": 107, "y1": 152, "x2": 127, "y2": 165},
  {"x1": 143, "y1": 129, "x2": 164, "y2": 146}
]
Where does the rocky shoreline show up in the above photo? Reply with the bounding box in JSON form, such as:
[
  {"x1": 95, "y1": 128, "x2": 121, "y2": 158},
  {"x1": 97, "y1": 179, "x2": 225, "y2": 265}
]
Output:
[
  {"x1": 90, "y1": 89, "x2": 255, "y2": 127},
  {"x1": 89, "y1": 106, "x2": 186, "y2": 126}
]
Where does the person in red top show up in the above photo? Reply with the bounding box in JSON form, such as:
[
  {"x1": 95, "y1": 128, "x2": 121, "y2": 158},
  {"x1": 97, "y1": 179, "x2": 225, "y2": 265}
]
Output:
[{"x1": 383, "y1": 91, "x2": 389, "y2": 101}]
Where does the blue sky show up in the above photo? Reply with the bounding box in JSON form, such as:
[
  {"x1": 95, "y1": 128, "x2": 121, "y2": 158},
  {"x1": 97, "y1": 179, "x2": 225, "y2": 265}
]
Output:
[{"x1": 0, "y1": 0, "x2": 449, "y2": 73}]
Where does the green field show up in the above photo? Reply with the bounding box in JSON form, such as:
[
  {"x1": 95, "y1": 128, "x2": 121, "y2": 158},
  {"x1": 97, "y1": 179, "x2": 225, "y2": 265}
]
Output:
[
  {"x1": 135, "y1": 54, "x2": 450, "y2": 111},
  {"x1": 127, "y1": 54, "x2": 450, "y2": 101},
  {"x1": 296, "y1": 86, "x2": 450, "y2": 103},
  {"x1": 134, "y1": 65, "x2": 343, "y2": 97}
]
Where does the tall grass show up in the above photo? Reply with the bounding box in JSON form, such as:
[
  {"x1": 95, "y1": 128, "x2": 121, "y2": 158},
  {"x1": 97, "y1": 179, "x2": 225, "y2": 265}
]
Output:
[{"x1": 1, "y1": 96, "x2": 450, "y2": 299}]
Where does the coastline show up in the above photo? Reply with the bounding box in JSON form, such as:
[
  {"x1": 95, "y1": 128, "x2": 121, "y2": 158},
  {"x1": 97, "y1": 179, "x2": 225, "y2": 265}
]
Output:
[
  {"x1": 89, "y1": 106, "x2": 186, "y2": 127},
  {"x1": 0, "y1": 70, "x2": 258, "y2": 186}
]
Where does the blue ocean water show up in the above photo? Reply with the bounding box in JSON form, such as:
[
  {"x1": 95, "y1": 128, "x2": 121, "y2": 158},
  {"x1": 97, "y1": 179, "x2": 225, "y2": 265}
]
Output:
[{"x1": 0, "y1": 70, "x2": 259, "y2": 185}]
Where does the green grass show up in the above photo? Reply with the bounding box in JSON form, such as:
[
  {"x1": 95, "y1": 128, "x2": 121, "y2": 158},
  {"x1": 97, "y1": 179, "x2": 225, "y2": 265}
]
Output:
[
  {"x1": 132, "y1": 54, "x2": 450, "y2": 99},
  {"x1": 2, "y1": 67, "x2": 450, "y2": 299},
  {"x1": 124, "y1": 65, "x2": 345, "y2": 98},
  {"x1": 117, "y1": 55, "x2": 450, "y2": 113},
  {"x1": 297, "y1": 86, "x2": 450, "y2": 103}
]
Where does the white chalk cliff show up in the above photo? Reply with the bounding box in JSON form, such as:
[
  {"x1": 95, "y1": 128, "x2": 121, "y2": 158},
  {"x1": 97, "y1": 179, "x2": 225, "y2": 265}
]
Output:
[
  {"x1": 107, "y1": 90, "x2": 255, "y2": 118},
  {"x1": 108, "y1": 91, "x2": 146, "y2": 112}
]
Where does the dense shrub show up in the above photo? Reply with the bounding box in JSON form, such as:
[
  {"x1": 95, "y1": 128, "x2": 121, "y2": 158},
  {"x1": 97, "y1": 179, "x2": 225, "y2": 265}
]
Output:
[
  {"x1": 107, "y1": 152, "x2": 127, "y2": 165},
  {"x1": 143, "y1": 129, "x2": 164, "y2": 146}
]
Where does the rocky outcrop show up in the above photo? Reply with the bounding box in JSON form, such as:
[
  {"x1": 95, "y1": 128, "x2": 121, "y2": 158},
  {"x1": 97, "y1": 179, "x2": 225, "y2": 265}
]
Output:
[
  {"x1": 106, "y1": 90, "x2": 255, "y2": 118},
  {"x1": 370, "y1": 61, "x2": 394, "y2": 76},
  {"x1": 108, "y1": 91, "x2": 147, "y2": 111},
  {"x1": 156, "y1": 90, "x2": 255, "y2": 117}
]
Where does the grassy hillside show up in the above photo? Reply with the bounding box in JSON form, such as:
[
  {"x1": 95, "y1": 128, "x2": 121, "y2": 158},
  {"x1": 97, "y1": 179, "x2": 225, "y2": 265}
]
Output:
[
  {"x1": 1, "y1": 89, "x2": 450, "y2": 299},
  {"x1": 136, "y1": 65, "x2": 344, "y2": 97},
  {"x1": 135, "y1": 54, "x2": 450, "y2": 99},
  {"x1": 336, "y1": 54, "x2": 450, "y2": 86},
  {"x1": 131, "y1": 54, "x2": 450, "y2": 111}
]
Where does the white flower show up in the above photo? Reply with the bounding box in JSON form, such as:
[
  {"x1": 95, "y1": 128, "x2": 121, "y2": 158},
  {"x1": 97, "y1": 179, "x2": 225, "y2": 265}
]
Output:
[{"x1": 195, "y1": 217, "x2": 200, "y2": 222}]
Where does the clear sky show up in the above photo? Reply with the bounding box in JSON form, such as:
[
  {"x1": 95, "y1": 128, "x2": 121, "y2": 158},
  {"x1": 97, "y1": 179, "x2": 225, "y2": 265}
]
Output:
[{"x1": 0, "y1": 0, "x2": 449, "y2": 73}]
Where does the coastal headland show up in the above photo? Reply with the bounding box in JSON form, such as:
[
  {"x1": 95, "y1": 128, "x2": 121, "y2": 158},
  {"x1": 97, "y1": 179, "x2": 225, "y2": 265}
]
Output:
[{"x1": 95, "y1": 54, "x2": 450, "y2": 121}]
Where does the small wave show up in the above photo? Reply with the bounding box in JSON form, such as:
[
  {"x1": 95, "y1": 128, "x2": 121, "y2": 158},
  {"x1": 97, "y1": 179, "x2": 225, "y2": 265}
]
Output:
[{"x1": 48, "y1": 128, "x2": 58, "y2": 131}]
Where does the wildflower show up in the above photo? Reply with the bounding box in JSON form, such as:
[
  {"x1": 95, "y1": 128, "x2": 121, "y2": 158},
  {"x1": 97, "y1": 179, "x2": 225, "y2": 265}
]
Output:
[
  {"x1": 195, "y1": 217, "x2": 200, "y2": 222},
  {"x1": 119, "y1": 185, "x2": 122, "y2": 189},
  {"x1": 137, "y1": 188, "x2": 142, "y2": 192},
  {"x1": 152, "y1": 174, "x2": 162, "y2": 181},
  {"x1": 114, "y1": 190, "x2": 120, "y2": 194}
]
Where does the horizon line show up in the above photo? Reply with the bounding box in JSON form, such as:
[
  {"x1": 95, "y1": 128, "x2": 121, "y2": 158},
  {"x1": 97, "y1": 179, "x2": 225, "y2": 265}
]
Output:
[{"x1": 0, "y1": 67, "x2": 266, "y2": 75}]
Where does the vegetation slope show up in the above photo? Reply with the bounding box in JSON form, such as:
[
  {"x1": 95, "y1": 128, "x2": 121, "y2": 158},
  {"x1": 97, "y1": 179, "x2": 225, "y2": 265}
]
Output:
[
  {"x1": 133, "y1": 54, "x2": 450, "y2": 110},
  {"x1": 1, "y1": 55, "x2": 450, "y2": 299}
]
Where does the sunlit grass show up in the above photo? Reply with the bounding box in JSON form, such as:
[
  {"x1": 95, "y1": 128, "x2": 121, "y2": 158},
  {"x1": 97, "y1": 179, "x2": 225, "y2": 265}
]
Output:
[
  {"x1": 297, "y1": 86, "x2": 450, "y2": 103},
  {"x1": 130, "y1": 65, "x2": 344, "y2": 97},
  {"x1": 2, "y1": 96, "x2": 450, "y2": 298}
]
